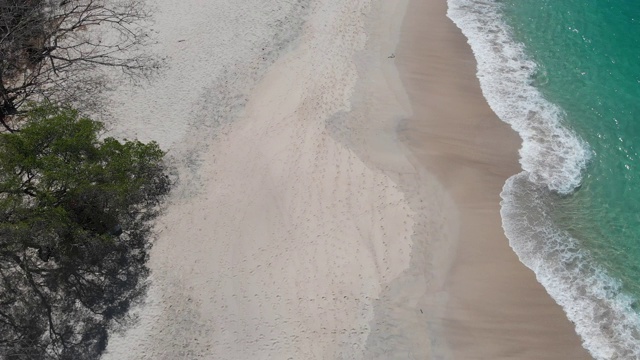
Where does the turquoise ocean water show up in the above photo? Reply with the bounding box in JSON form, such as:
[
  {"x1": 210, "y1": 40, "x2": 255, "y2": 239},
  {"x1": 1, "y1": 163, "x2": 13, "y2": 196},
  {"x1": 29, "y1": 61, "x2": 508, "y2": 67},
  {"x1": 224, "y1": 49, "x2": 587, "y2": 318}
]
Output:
[{"x1": 447, "y1": 0, "x2": 640, "y2": 358}]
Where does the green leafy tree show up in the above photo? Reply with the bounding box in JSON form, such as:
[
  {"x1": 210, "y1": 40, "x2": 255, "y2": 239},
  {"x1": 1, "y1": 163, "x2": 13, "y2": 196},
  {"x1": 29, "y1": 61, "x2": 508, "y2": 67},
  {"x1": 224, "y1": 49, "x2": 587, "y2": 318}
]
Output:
[{"x1": 0, "y1": 104, "x2": 171, "y2": 359}]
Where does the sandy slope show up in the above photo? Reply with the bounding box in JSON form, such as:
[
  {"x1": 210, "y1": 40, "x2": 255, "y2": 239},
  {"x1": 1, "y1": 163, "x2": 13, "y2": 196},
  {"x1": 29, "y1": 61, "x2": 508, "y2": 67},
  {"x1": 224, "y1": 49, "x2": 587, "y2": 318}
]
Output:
[{"x1": 104, "y1": 1, "x2": 428, "y2": 358}]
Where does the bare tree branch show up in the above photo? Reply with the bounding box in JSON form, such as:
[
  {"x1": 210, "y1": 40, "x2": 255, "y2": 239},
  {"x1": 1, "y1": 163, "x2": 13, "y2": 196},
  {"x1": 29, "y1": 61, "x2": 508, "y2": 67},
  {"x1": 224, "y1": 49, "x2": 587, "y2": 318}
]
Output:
[{"x1": 0, "y1": 0, "x2": 163, "y2": 131}]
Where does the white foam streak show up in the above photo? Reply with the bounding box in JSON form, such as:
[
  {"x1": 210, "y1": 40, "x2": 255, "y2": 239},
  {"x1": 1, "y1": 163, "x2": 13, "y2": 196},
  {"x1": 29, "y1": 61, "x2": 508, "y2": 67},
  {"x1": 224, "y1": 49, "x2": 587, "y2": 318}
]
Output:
[
  {"x1": 447, "y1": 0, "x2": 590, "y2": 194},
  {"x1": 502, "y1": 174, "x2": 640, "y2": 359}
]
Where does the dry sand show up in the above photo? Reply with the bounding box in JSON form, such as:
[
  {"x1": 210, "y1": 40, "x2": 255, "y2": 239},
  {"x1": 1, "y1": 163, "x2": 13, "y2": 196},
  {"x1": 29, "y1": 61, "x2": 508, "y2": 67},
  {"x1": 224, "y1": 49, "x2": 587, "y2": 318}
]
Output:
[
  {"x1": 105, "y1": 0, "x2": 431, "y2": 358},
  {"x1": 395, "y1": 0, "x2": 592, "y2": 358}
]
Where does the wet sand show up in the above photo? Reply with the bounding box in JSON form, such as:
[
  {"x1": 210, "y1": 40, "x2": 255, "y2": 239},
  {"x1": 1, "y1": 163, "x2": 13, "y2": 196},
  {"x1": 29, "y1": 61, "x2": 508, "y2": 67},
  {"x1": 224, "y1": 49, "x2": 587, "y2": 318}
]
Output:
[{"x1": 395, "y1": 0, "x2": 592, "y2": 358}]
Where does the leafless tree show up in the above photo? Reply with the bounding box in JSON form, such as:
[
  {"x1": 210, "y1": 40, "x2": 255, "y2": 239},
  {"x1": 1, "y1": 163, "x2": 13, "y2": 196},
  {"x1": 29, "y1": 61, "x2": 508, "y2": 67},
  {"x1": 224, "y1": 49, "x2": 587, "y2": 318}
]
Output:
[{"x1": 0, "y1": 0, "x2": 162, "y2": 132}]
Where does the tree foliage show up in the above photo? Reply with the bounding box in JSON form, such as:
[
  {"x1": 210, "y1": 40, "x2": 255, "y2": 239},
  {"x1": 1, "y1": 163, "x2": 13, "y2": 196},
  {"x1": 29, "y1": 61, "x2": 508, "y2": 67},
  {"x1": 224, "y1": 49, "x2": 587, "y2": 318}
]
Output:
[
  {"x1": 0, "y1": 0, "x2": 161, "y2": 131},
  {"x1": 0, "y1": 104, "x2": 171, "y2": 359}
]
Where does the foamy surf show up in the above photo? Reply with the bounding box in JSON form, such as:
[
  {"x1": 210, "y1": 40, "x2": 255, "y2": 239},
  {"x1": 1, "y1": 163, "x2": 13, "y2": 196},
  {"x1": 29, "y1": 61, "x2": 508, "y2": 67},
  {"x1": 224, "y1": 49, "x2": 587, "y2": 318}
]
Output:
[
  {"x1": 446, "y1": 0, "x2": 640, "y2": 358},
  {"x1": 447, "y1": 0, "x2": 589, "y2": 195},
  {"x1": 502, "y1": 174, "x2": 640, "y2": 359}
]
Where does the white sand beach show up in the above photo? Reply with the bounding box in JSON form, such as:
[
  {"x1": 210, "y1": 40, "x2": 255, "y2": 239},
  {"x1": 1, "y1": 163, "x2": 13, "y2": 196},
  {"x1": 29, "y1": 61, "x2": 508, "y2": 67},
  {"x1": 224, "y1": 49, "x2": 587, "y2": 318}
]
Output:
[{"x1": 103, "y1": 0, "x2": 590, "y2": 359}]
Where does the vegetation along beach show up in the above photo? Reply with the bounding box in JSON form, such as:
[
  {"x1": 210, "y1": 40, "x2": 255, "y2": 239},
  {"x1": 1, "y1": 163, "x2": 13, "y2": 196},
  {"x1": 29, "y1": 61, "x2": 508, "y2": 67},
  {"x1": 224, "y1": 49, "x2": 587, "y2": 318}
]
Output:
[{"x1": 1, "y1": 0, "x2": 638, "y2": 359}]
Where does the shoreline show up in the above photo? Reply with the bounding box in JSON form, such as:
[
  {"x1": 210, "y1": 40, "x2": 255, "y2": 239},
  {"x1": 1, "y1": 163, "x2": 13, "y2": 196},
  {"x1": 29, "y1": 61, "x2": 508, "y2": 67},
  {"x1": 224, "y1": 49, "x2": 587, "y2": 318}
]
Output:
[{"x1": 394, "y1": 0, "x2": 592, "y2": 358}]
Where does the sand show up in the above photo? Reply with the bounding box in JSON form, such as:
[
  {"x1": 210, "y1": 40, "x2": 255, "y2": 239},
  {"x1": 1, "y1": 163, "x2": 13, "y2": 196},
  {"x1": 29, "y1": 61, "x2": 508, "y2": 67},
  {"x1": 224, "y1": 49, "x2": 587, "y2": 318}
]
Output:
[
  {"x1": 102, "y1": 0, "x2": 595, "y2": 358},
  {"x1": 105, "y1": 0, "x2": 425, "y2": 358},
  {"x1": 395, "y1": 0, "x2": 592, "y2": 358}
]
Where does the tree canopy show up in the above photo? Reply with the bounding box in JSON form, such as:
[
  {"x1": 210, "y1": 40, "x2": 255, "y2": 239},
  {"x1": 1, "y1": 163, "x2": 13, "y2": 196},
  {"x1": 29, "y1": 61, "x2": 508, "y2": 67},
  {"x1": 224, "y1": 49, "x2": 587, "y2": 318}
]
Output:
[{"x1": 0, "y1": 104, "x2": 171, "y2": 359}]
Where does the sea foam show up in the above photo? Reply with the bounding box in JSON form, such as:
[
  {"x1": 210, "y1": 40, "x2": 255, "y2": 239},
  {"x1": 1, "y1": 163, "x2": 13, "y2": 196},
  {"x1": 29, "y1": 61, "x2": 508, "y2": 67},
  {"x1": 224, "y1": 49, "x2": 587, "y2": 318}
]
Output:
[
  {"x1": 447, "y1": 0, "x2": 640, "y2": 358},
  {"x1": 502, "y1": 175, "x2": 640, "y2": 359},
  {"x1": 447, "y1": 0, "x2": 589, "y2": 195}
]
